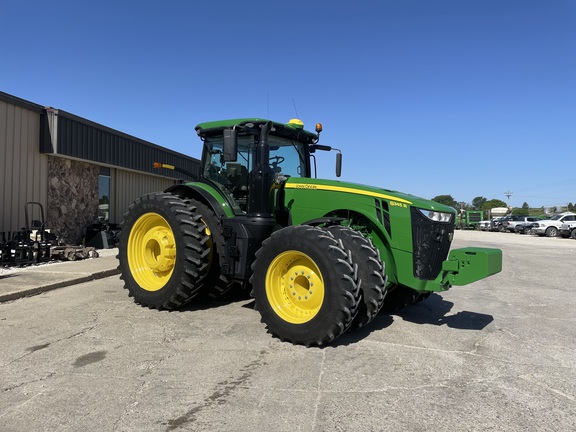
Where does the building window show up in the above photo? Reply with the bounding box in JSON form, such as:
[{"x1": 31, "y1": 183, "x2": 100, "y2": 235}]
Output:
[{"x1": 99, "y1": 167, "x2": 111, "y2": 223}]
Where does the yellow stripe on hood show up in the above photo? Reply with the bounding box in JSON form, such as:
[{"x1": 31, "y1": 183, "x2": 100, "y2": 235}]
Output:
[{"x1": 285, "y1": 183, "x2": 413, "y2": 205}]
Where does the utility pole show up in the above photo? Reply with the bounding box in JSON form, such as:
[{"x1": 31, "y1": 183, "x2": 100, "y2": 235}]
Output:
[{"x1": 504, "y1": 191, "x2": 513, "y2": 208}]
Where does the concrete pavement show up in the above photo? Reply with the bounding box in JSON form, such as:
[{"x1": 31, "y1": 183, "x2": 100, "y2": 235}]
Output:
[
  {"x1": 0, "y1": 231, "x2": 575, "y2": 431},
  {"x1": 0, "y1": 250, "x2": 120, "y2": 303}
]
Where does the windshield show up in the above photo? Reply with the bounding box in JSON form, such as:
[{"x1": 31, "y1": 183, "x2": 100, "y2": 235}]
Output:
[
  {"x1": 268, "y1": 136, "x2": 308, "y2": 178},
  {"x1": 202, "y1": 134, "x2": 309, "y2": 213}
]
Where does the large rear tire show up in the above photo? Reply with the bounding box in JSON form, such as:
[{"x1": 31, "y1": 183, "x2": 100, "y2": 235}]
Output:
[
  {"x1": 325, "y1": 226, "x2": 387, "y2": 330},
  {"x1": 188, "y1": 199, "x2": 234, "y2": 299},
  {"x1": 118, "y1": 192, "x2": 209, "y2": 309},
  {"x1": 250, "y1": 225, "x2": 360, "y2": 346}
]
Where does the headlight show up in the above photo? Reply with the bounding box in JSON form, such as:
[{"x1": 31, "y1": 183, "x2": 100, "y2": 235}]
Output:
[{"x1": 417, "y1": 208, "x2": 453, "y2": 223}]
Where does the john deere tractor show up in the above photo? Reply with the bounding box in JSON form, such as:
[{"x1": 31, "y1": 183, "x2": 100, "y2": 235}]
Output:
[{"x1": 118, "y1": 118, "x2": 502, "y2": 346}]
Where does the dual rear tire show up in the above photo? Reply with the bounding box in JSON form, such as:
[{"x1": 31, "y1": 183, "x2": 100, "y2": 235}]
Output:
[
  {"x1": 118, "y1": 193, "x2": 230, "y2": 309},
  {"x1": 118, "y1": 193, "x2": 211, "y2": 309}
]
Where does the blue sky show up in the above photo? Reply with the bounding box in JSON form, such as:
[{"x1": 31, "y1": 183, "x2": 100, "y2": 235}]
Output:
[{"x1": 2, "y1": 0, "x2": 575, "y2": 208}]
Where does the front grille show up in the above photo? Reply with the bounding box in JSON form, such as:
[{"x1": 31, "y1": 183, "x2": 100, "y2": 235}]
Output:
[
  {"x1": 469, "y1": 213, "x2": 482, "y2": 222},
  {"x1": 411, "y1": 207, "x2": 453, "y2": 280}
]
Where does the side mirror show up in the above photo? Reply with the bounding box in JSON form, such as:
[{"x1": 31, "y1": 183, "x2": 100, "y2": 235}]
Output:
[
  {"x1": 336, "y1": 152, "x2": 342, "y2": 177},
  {"x1": 223, "y1": 129, "x2": 238, "y2": 162}
]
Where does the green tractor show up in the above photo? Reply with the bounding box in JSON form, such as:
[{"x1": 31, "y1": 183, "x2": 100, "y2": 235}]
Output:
[
  {"x1": 118, "y1": 118, "x2": 502, "y2": 346},
  {"x1": 456, "y1": 210, "x2": 484, "y2": 230}
]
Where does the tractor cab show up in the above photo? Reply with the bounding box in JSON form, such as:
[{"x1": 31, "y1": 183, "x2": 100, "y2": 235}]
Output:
[{"x1": 195, "y1": 118, "x2": 340, "y2": 215}]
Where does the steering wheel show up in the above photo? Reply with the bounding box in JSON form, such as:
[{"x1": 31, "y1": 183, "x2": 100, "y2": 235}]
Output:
[{"x1": 269, "y1": 156, "x2": 285, "y2": 166}]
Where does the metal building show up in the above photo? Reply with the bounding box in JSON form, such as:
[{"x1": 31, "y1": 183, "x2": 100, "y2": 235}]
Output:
[{"x1": 0, "y1": 91, "x2": 200, "y2": 245}]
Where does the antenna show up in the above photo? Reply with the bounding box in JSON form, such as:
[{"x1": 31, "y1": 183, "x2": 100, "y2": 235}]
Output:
[
  {"x1": 292, "y1": 98, "x2": 299, "y2": 118},
  {"x1": 504, "y1": 191, "x2": 513, "y2": 206},
  {"x1": 266, "y1": 92, "x2": 269, "y2": 118}
]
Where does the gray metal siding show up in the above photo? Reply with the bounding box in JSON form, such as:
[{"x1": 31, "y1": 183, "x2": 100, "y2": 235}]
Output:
[
  {"x1": 49, "y1": 111, "x2": 200, "y2": 181},
  {"x1": 1, "y1": 91, "x2": 200, "y2": 239},
  {"x1": 111, "y1": 169, "x2": 177, "y2": 223},
  {"x1": 0, "y1": 100, "x2": 48, "y2": 234}
]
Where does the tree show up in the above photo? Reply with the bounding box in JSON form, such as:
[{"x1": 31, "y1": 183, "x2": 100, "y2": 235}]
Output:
[
  {"x1": 431, "y1": 194, "x2": 458, "y2": 208},
  {"x1": 509, "y1": 202, "x2": 530, "y2": 216},
  {"x1": 471, "y1": 196, "x2": 487, "y2": 210}
]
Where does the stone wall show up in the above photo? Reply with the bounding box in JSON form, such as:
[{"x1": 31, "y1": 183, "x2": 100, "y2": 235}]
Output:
[{"x1": 47, "y1": 156, "x2": 99, "y2": 245}]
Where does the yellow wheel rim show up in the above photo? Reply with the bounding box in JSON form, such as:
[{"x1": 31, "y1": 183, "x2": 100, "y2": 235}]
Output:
[
  {"x1": 127, "y1": 213, "x2": 176, "y2": 291},
  {"x1": 265, "y1": 251, "x2": 325, "y2": 324}
]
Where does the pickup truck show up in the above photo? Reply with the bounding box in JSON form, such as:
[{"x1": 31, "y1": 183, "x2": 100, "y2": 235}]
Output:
[
  {"x1": 501, "y1": 216, "x2": 543, "y2": 233},
  {"x1": 532, "y1": 213, "x2": 576, "y2": 237},
  {"x1": 559, "y1": 221, "x2": 576, "y2": 239}
]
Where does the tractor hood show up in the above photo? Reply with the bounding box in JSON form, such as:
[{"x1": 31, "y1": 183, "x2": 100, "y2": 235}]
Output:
[{"x1": 284, "y1": 178, "x2": 456, "y2": 214}]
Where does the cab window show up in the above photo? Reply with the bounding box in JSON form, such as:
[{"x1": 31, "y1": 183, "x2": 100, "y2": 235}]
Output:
[{"x1": 203, "y1": 136, "x2": 252, "y2": 213}]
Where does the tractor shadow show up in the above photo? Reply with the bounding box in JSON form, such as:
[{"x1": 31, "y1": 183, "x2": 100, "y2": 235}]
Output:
[
  {"x1": 177, "y1": 286, "x2": 253, "y2": 312},
  {"x1": 391, "y1": 293, "x2": 494, "y2": 330},
  {"x1": 331, "y1": 293, "x2": 493, "y2": 347},
  {"x1": 176, "y1": 289, "x2": 493, "y2": 348},
  {"x1": 331, "y1": 314, "x2": 395, "y2": 347}
]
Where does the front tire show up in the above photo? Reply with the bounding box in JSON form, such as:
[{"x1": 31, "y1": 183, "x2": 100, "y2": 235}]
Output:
[
  {"x1": 118, "y1": 192, "x2": 209, "y2": 309},
  {"x1": 250, "y1": 225, "x2": 360, "y2": 346},
  {"x1": 325, "y1": 226, "x2": 387, "y2": 330},
  {"x1": 545, "y1": 226, "x2": 558, "y2": 237}
]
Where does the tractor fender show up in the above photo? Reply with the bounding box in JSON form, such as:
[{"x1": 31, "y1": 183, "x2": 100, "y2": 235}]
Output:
[
  {"x1": 164, "y1": 183, "x2": 234, "y2": 219},
  {"x1": 314, "y1": 209, "x2": 399, "y2": 286},
  {"x1": 301, "y1": 217, "x2": 346, "y2": 226}
]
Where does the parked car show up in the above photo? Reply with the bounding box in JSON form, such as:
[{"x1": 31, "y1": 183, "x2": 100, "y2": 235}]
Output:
[
  {"x1": 502, "y1": 216, "x2": 543, "y2": 233},
  {"x1": 496, "y1": 216, "x2": 512, "y2": 232},
  {"x1": 478, "y1": 220, "x2": 491, "y2": 231},
  {"x1": 559, "y1": 221, "x2": 576, "y2": 239},
  {"x1": 487, "y1": 217, "x2": 505, "y2": 232},
  {"x1": 514, "y1": 222, "x2": 537, "y2": 235},
  {"x1": 532, "y1": 212, "x2": 576, "y2": 237}
]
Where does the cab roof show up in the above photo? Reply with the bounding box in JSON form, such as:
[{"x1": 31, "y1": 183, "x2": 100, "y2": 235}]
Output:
[{"x1": 195, "y1": 118, "x2": 318, "y2": 144}]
